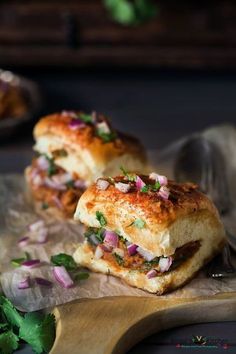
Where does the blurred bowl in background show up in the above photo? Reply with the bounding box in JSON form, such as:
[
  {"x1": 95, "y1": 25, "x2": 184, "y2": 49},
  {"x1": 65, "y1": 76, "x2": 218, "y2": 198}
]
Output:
[{"x1": 0, "y1": 69, "x2": 42, "y2": 140}]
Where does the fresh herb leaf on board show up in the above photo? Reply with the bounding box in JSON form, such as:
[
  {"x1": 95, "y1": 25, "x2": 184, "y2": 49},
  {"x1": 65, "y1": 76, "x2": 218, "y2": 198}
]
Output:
[
  {"x1": 19, "y1": 313, "x2": 56, "y2": 354},
  {"x1": 0, "y1": 296, "x2": 56, "y2": 354},
  {"x1": 51, "y1": 253, "x2": 77, "y2": 271}
]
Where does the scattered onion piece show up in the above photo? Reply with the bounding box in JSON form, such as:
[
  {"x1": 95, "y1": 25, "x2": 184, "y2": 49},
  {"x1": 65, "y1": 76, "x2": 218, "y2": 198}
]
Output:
[
  {"x1": 96, "y1": 121, "x2": 110, "y2": 133},
  {"x1": 44, "y1": 177, "x2": 67, "y2": 191},
  {"x1": 69, "y1": 118, "x2": 85, "y2": 130},
  {"x1": 136, "y1": 176, "x2": 146, "y2": 190},
  {"x1": 32, "y1": 174, "x2": 43, "y2": 187},
  {"x1": 52, "y1": 173, "x2": 73, "y2": 185},
  {"x1": 18, "y1": 276, "x2": 31, "y2": 290},
  {"x1": 146, "y1": 269, "x2": 158, "y2": 279},
  {"x1": 137, "y1": 247, "x2": 155, "y2": 261},
  {"x1": 28, "y1": 220, "x2": 45, "y2": 232},
  {"x1": 95, "y1": 246, "x2": 104, "y2": 259},
  {"x1": 104, "y1": 231, "x2": 118, "y2": 249},
  {"x1": 112, "y1": 247, "x2": 125, "y2": 258},
  {"x1": 18, "y1": 236, "x2": 30, "y2": 248},
  {"x1": 96, "y1": 179, "x2": 110, "y2": 191},
  {"x1": 62, "y1": 110, "x2": 77, "y2": 118},
  {"x1": 127, "y1": 243, "x2": 138, "y2": 256},
  {"x1": 21, "y1": 259, "x2": 41, "y2": 269},
  {"x1": 158, "y1": 186, "x2": 170, "y2": 200},
  {"x1": 37, "y1": 227, "x2": 48, "y2": 244},
  {"x1": 35, "y1": 277, "x2": 52, "y2": 287},
  {"x1": 74, "y1": 180, "x2": 86, "y2": 189},
  {"x1": 53, "y1": 266, "x2": 74, "y2": 288},
  {"x1": 159, "y1": 257, "x2": 172, "y2": 272},
  {"x1": 115, "y1": 182, "x2": 130, "y2": 193},
  {"x1": 37, "y1": 155, "x2": 50, "y2": 171}
]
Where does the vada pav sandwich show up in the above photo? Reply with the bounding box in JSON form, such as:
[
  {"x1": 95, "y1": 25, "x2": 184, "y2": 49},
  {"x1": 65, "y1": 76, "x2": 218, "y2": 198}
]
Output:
[
  {"x1": 73, "y1": 170, "x2": 226, "y2": 294},
  {"x1": 25, "y1": 111, "x2": 146, "y2": 218}
]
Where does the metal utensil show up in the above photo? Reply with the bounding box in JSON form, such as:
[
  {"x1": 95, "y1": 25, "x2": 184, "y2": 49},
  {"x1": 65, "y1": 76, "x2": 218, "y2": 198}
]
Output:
[{"x1": 174, "y1": 135, "x2": 236, "y2": 278}]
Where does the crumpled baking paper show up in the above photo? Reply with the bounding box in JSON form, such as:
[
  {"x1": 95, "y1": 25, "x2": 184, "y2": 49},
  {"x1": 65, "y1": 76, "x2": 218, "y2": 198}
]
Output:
[{"x1": 1, "y1": 124, "x2": 236, "y2": 311}]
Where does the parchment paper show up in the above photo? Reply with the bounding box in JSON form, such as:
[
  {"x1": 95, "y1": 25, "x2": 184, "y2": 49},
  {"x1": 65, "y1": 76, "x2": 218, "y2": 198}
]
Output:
[{"x1": 1, "y1": 124, "x2": 236, "y2": 311}]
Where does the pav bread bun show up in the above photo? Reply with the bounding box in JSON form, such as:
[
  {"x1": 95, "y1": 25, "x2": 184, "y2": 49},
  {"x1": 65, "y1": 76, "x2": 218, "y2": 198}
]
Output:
[{"x1": 73, "y1": 171, "x2": 226, "y2": 294}]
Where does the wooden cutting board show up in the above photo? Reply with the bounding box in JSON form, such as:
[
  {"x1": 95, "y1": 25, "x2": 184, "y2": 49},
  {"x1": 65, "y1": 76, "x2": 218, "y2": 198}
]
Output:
[{"x1": 50, "y1": 292, "x2": 236, "y2": 354}]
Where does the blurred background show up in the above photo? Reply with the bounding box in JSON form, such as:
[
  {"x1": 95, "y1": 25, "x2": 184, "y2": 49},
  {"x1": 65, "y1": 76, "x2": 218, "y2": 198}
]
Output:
[{"x1": 1, "y1": 0, "x2": 236, "y2": 152}]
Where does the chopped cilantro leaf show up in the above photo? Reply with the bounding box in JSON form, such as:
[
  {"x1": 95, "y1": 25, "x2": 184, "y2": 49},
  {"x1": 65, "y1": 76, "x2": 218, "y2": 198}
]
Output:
[
  {"x1": 0, "y1": 296, "x2": 23, "y2": 328},
  {"x1": 51, "y1": 253, "x2": 77, "y2": 271},
  {"x1": 140, "y1": 185, "x2": 149, "y2": 193},
  {"x1": 74, "y1": 272, "x2": 90, "y2": 281},
  {"x1": 113, "y1": 253, "x2": 124, "y2": 266},
  {"x1": 19, "y1": 313, "x2": 55, "y2": 354},
  {"x1": 79, "y1": 113, "x2": 93, "y2": 123},
  {"x1": 96, "y1": 211, "x2": 107, "y2": 227},
  {"x1": 120, "y1": 166, "x2": 136, "y2": 181},
  {"x1": 152, "y1": 181, "x2": 161, "y2": 191},
  {"x1": 42, "y1": 154, "x2": 57, "y2": 177},
  {"x1": 65, "y1": 180, "x2": 74, "y2": 188},
  {"x1": 11, "y1": 252, "x2": 30, "y2": 267},
  {"x1": 84, "y1": 227, "x2": 105, "y2": 244},
  {"x1": 140, "y1": 181, "x2": 161, "y2": 193},
  {"x1": 97, "y1": 129, "x2": 117, "y2": 143},
  {"x1": 0, "y1": 330, "x2": 19, "y2": 354},
  {"x1": 10, "y1": 258, "x2": 26, "y2": 267},
  {"x1": 129, "y1": 218, "x2": 146, "y2": 229},
  {"x1": 41, "y1": 202, "x2": 49, "y2": 210}
]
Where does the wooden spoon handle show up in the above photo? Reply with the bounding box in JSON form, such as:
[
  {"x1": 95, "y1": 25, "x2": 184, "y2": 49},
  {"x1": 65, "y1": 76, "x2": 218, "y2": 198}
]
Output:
[{"x1": 50, "y1": 293, "x2": 236, "y2": 354}]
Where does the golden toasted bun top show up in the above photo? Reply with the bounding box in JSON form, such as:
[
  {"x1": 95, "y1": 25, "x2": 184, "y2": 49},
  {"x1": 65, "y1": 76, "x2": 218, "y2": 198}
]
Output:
[
  {"x1": 76, "y1": 174, "x2": 218, "y2": 228},
  {"x1": 33, "y1": 111, "x2": 146, "y2": 163},
  {"x1": 74, "y1": 173, "x2": 224, "y2": 256}
]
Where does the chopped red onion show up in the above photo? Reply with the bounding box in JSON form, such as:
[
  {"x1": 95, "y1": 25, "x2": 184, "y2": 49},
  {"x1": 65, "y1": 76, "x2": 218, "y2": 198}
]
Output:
[
  {"x1": 115, "y1": 182, "x2": 131, "y2": 193},
  {"x1": 96, "y1": 121, "x2": 110, "y2": 133},
  {"x1": 127, "y1": 243, "x2": 138, "y2": 256},
  {"x1": 28, "y1": 220, "x2": 45, "y2": 232},
  {"x1": 95, "y1": 246, "x2": 104, "y2": 259},
  {"x1": 158, "y1": 186, "x2": 170, "y2": 200},
  {"x1": 21, "y1": 259, "x2": 41, "y2": 269},
  {"x1": 96, "y1": 179, "x2": 110, "y2": 191},
  {"x1": 35, "y1": 277, "x2": 52, "y2": 287},
  {"x1": 44, "y1": 177, "x2": 67, "y2": 191},
  {"x1": 37, "y1": 227, "x2": 48, "y2": 244},
  {"x1": 74, "y1": 180, "x2": 86, "y2": 189},
  {"x1": 104, "y1": 231, "x2": 118, "y2": 248},
  {"x1": 62, "y1": 110, "x2": 77, "y2": 118},
  {"x1": 146, "y1": 269, "x2": 158, "y2": 279},
  {"x1": 52, "y1": 195, "x2": 63, "y2": 210},
  {"x1": 30, "y1": 168, "x2": 39, "y2": 179},
  {"x1": 100, "y1": 243, "x2": 112, "y2": 252},
  {"x1": 37, "y1": 155, "x2": 50, "y2": 171},
  {"x1": 53, "y1": 266, "x2": 74, "y2": 288},
  {"x1": 149, "y1": 172, "x2": 168, "y2": 186},
  {"x1": 18, "y1": 236, "x2": 30, "y2": 248},
  {"x1": 137, "y1": 247, "x2": 155, "y2": 261},
  {"x1": 32, "y1": 174, "x2": 43, "y2": 187},
  {"x1": 69, "y1": 118, "x2": 85, "y2": 130},
  {"x1": 159, "y1": 257, "x2": 172, "y2": 272},
  {"x1": 136, "y1": 176, "x2": 146, "y2": 190},
  {"x1": 112, "y1": 247, "x2": 125, "y2": 258},
  {"x1": 52, "y1": 173, "x2": 73, "y2": 185},
  {"x1": 18, "y1": 276, "x2": 31, "y2": 290}
]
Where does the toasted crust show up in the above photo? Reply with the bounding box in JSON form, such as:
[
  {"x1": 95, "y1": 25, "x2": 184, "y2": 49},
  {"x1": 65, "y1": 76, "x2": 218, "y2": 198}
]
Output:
[
  {"x1": 74, "y1": 176, "x2": 225, "y2": 256},
  {"x1": 73, "y1": 235, "x2": 225, "y2": 294},
  {"x1": 33, "y1": 112, "x2": 147, "y2": 184}
]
